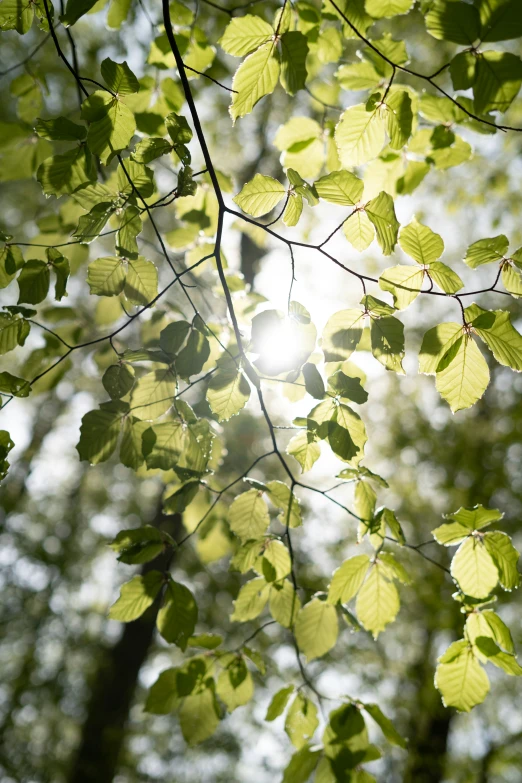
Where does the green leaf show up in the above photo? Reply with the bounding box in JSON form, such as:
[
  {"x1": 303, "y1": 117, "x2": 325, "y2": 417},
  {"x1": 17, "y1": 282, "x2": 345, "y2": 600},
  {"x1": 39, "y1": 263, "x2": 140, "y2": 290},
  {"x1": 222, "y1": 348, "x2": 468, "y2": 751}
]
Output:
[
  {"x1": 0, "y1": 371, "x2": 31, "y2": 397},
  {"x1": 228, "y1": 489, "x2": 270, "y2": 542},
  {"x1": 385, "y1": 90, "x2": 413, "y2": 150},
  {"x1": 132, "y1": 137, "x2": 172, "y2": 164},
  {"x1": 130, "y1": 368, "x2": 176, "y2": 420},
  {"x1": 327, "y1": 371, "x2": 368, "y2": 404},
  {"x1": 425, "y1": 0, "x2": 481, "y2": 44},
  {"x1": 315, "y1": 170, "x2": 364, "y2": 206},
  {"x1": 295, "y1": 597, "x2": 338, "y2": 661},
  {"x1": 464, "y1": 235, "x2": 508, "y2": 268},
  {"x1": 356, "y1": 563, "x2": 400, "y2": 638},
  {"x1": 328, "y1": 0, "x2": 374, "y2": 37},
  {"x1": 220, "y1": 14, "x2": 273, "y2": 57},
  {"x1": 501, "y1": 262, "x2": 522, "y2": 297},
  {"x1": 0, "y1": 0, "x2": 37, "y2": 33},
  {"x1": 285, "y1": 693, "x2": 319, "y2": 750},
  {"x1": 428, "y1": 261, "x2": 464, "y2": 294},
  {"x1": 483, "y1": 531, "x2": 520, "y2": 590},
  {"x1": 117, "y1": 159, "x2": 155, "y2": 198},
  {"x1": 282, "y1": 745, "x2": 322, "y2": 783},
  {"x1": 343, "y1": 209, "x2": 375, "y2": 251},
  {"x1": 363, "y1": 703, "x2": 407, "y2": 748},
  {"x1": 188, "y1": 633, "x2": 223, "y2": 650},
  {"x1": 378, "y1": 507, "x2": 405, "y2": 545},
  {"x1": 119, "y1": 418, "x2": 148, "y2": 470},
  {"x1": 379, "y1": 265, "x2": 424, "y2": 310},
  {"x1": 17, "y1": 259, "x2": 50, "y2": 304},
  {"x1": 207, "y1": 363, "x2": 250, "y2": 421},
  {"x1": 399, "y1": 218, "x2": 444, "y2": 264},
  {"x1": 274, "y1": 116, "x2": 321, "y2": 151},
  {"x1": 87, "y1": 257, "x2": 126, "y2": 296},
  {"x1": 283, "y1": 193, "x2": 303, "y2": 226},
  {"x1": 474, "y1": 637, "x2": 522, "y2": 675},
  {"x1": 370, "y1": 315, "x2": 405, "y2": 374},
  {"x1": 337, "y1": 61, "x2": 382, "y2": 91},
  {"x1": 432, "y1": 521, "x2": 474, "y2": 546},
  {"x1": 479, "y1": 0, "x2": 522, "y2": 42},
  {"x1": 165, "y1": 112, "x2": 192, "y2": 146},
  {"x1": 435, "y1": 639, "x2": 490, "y2": 711},
  {"x1": 0, "y1": 314, "x2": 29, "y2": 355},
  {"x1": 124, "y1": 257, "x2": 158, "y2": 305},
  {"x1": 302, "y1": 362, "x2": 325, "y2": 400},
  {"x1": 450, "y1": 51, "x2": 477, "y2": 90},
  {"x1": 109, "y1": 525, "x2": 168, "y2": 565},
  {"x1": 108, "y1": 571, "x2": 163, "y2": 621},
  {"x1": 230, "y1": 42, "x2": 280, "y2": 122},
  {"x1": 265, "y1": 480, "x2": 302, "y2": 528},
  {"x1": 428, "y1": 135, "x2": 472, "y2": 170},
  {"x1": 162, "y1": 480, "x2": 200, "y2": 515},
  {"x1": 365, "y1": 0, "x2": 414, "y2": 18},
  {"x1": 157, "y1": 579, "x2": 198, "y2": 650},
  {"x1": 0, "y1": 430, "x2": 14, "y2": 481},
  {"x1": 35, "y1": 116, "x2": 86, "y2": 141},
  {"x1": 474, "y1": 52, "x2": 522, "y2": 114},
  {"x1": 60, "y1": 0, "x2": 98, "y2": 25},
  {"x1": 262, "y1": 540, "x2": 291, "y2": 582},
  {"x1": 378, "y1": 552, "x2": 411, "y2": 585},
  {"x1": 328, "y1": 554, "x2": 370, "y2": 605},
  {"x1": 0, "y1": 244, "x2": 24, "y2": 289},
  {"x1": 74, "y1": 203, "x2": 114, "y2": 243},
  {"x1": 76, "y1": 401, "x2": 127, "y2": 464},
  {"x1": 102, "y1": 363, "x2": 135, "y2": 400},
  {"x1": 355, "y1": 480, "x2": 377, "y2": 521},
  {"x1": 84, "y1": 92, "x2": 136, "y2": 164},
  {"x1": 233, "y1": 173, "x2": 286, "y2": 217},
  {"x1": 100, "y1": 58, "x2": 139, "y2": 95},
  {"x1": 335, "y1": 104, "x2": 386, "y2": 167},
  {"x1": 328, "y1": 403, "x2": 368, "y2": 464},
  {"x1": 322, "y1": 309, "x2": 365, "y2": 362},
  {"x1": 107, "y1": 0, "x2": 131, "y2": 28},
  {"x1": 470, "y1": 307, "x2": 522, "y2": 372},
  {"x1": 231, "y1": 577, "x2": 270, "y2": 621},
  {"x1": 179, "y1": 685, "x2": 220, "y2": 745},
  {"x1": 279, "y1": 31, "x2": 308, "y2": 95},
  {"x1": 160, "y1": 320, "x2": 192, "y2": 355},
  {"x1": 286, "y1": 430, "x2": 321, "y2": 474},
  {"x1": 466, "y1": 609, "x2": 515, "y2": 654},
  {"x1": 216, "y1": 658, "x2": 254, "y2": 712},
  {"x1": 269, "y1": 579, "x2": 301, "y2": 627},
  {"x1": 265, "y1": 684, "x2": 295, "y2": 721},
  {"x1": 445, "y1": 504, "x2": 503, "y2": 531},
  {"x1": 418, "y1": 322, "x2": 463, "y2": 374},
  {"x1": 433, "y1": 506, "x2": 503, "y2": 546},
  {"x1": 47, "y1": 248, "x2": 69, "y2": 301},
  {"x1": 365, "y1": 192, "x2": 399, "y2": 255},
  {"x1": 435, "y1": 335, "x2": 490, "y2": 412},
  {"x1": 142, "y1": 421, "x2": 185, "y2": 469},
  {"x1": 451, "y1": 536, "x2": 499, "y2": 598}
]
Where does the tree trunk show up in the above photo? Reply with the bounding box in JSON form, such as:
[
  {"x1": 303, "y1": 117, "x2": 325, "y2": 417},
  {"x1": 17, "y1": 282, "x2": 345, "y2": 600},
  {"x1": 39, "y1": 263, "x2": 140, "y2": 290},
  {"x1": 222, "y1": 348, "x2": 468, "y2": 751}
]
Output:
[
  {"x1": 403, "y1": 630, "x2": 452, "y2": 783},
  {"x1": 67, "y1": 510, "x2": 182, "y2": 783}
]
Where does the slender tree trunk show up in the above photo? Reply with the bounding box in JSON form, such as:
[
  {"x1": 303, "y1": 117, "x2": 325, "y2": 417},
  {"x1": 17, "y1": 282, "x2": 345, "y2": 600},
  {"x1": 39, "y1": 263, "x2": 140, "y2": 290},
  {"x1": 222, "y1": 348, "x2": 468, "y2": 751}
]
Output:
[
  {"x1": 67, "y1": 510, "x2": 182, "y2": 783},
  {"x1": 403, "y1": 625, "x2": 453, "y2": 783}
]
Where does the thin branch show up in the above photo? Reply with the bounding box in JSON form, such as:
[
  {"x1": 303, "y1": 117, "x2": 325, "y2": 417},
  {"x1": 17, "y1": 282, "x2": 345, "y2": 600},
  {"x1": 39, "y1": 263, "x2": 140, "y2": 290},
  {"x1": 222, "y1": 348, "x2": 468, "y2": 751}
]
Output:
[{"x1": 0, "y1": 32, "x2": 51, "y2": 77}]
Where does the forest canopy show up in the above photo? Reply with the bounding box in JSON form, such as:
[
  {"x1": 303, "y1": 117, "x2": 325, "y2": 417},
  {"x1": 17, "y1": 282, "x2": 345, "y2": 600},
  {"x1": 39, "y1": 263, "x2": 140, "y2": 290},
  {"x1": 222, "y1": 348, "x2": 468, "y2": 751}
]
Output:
[{"x1": 2, "y1": 0, "x2": 522, "y2": 781}]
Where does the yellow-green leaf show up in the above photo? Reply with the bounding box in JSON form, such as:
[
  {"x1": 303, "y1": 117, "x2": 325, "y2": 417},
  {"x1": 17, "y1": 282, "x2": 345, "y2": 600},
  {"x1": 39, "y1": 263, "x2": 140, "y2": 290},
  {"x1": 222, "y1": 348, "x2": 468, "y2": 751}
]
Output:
[{"x1": 295, "y1": 597, "x2": 338, "y2": 661}]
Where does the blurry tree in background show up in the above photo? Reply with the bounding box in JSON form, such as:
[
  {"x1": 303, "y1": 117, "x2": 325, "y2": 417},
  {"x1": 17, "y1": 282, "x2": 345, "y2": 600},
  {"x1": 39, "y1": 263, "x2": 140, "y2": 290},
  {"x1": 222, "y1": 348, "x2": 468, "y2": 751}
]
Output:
[{"x1": 2, "y1": 0, "x2": 522, "y2": 781}]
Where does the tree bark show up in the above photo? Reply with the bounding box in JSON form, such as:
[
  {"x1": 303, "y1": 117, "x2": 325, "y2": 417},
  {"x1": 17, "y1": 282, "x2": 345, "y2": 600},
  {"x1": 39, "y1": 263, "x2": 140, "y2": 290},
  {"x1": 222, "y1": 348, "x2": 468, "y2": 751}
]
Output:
[
  {"x1": 67, "y1": 510, "x2": 182, "y2": 783},
  {"x1": 403, "y1": 628, "x2": 452, "y2": 783}
]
